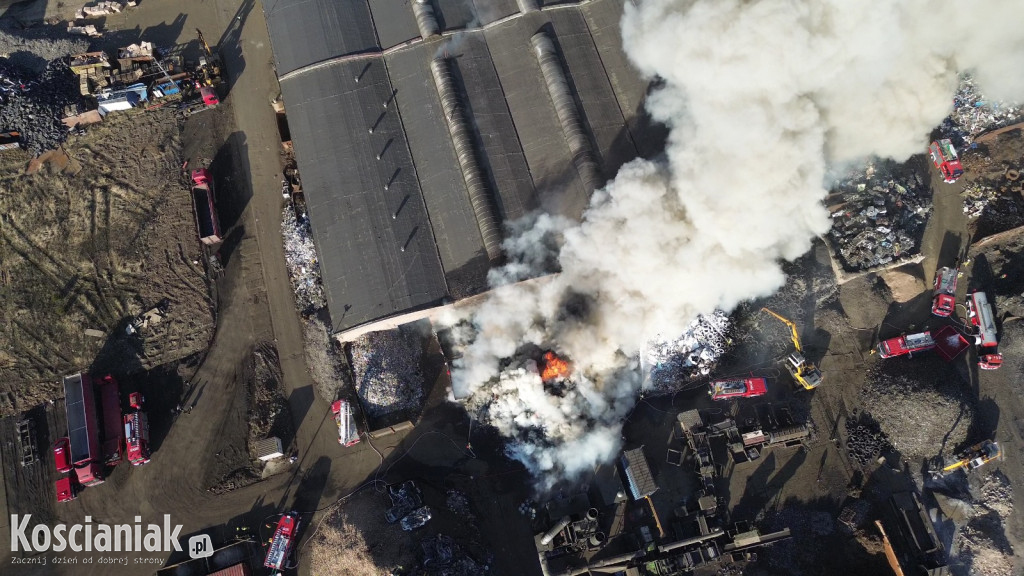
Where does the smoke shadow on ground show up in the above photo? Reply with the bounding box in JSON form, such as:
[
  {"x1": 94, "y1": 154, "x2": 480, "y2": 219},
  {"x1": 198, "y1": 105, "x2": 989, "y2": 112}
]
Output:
[
  {"x1": 88, "y1": 321, "x2": 145, "y2": 376},
  {"x1": 284, "y1": 384, "x2": 314, "y2": 449},
  {"x1": 937, "y1": 230, "x2": 965, "y2": 271},
  {"x1": 215, "y1": 0, "x2": 254, "y2": 95}
]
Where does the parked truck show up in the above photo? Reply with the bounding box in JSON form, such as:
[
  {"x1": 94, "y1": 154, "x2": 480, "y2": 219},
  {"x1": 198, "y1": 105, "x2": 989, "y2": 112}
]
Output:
[
  {"x1": 331, "y1": 400, "x2": 360, "y2": 447},
  {"x1": 967, "y1": 291, "x2": 1003, "y2": 370},
  {"x1": 931, "y1": 266, "x2": 958, "y2": 317},
  {"x1": 875, "y1": 331, "x2": 935, "y2": 358},
  {"x1": 191, "y1": 168, "x2": 223, "y2": 245},
  {"x1": 264, "y1": 512, "x2": 300, "y2": 573},
  {"x1": 124, "y1": 392, "x2": 151, "y2": 465},
  {"x1": 63, "y1": 373, "x2": 105, "y2": 486}
]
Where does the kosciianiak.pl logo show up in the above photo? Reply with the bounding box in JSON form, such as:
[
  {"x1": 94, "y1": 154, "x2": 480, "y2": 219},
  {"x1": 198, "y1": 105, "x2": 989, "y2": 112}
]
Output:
[{"x1": 10, "y1": 515, "x2": 184, "y2": 553}]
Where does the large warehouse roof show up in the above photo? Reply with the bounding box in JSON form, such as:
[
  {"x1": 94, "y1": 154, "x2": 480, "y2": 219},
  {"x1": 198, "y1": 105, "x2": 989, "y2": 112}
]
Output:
[{"x1": 264, "y1": 0, "x2": 665, "y2": 337}]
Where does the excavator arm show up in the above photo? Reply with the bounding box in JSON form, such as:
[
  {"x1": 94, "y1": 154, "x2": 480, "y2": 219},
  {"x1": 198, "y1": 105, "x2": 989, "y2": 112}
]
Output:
[
  {"x1": 196, "y1": 28, "x2": 213, "y2": 58},
  {"x1": 761, "y1": 307, "x2": 804, "y2": 352}
]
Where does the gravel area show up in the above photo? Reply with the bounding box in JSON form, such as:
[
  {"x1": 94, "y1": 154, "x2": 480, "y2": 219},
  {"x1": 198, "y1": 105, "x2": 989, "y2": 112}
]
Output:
[
  {"x1": 0, "y1": 23, "x2": 88, "y2": 73},
  {"x1": 953, "y1": 471, "x2": 1015, "y2": 576},
  {"x1": 351, "y1": 328, "x2": 425, "y2": 418},
  {"x1": 860, "y1": 360, "x2": 974, "y2": 462}
]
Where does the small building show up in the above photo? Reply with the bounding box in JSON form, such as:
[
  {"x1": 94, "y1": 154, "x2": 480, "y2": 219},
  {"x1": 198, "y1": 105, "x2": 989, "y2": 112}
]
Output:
[
  {"x1": 255, "y1": 437, "x2": 284, "y2": 461},
  {"x1": 621, "y1": 447, "x2": 658, "y2": 500}
]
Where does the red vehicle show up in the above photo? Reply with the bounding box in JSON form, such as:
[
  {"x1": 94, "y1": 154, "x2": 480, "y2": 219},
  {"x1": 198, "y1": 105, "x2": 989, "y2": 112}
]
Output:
[
  {"x1": 53, "y1": 437, "x2": 72, "y2": 473},
  {"x1": 63, "y1": 373, "x2": 104, "y2": 486},
  {"x1": 96, "y1": 375, "x2": 123, "y2": 466},
  {"x1": 124, "y1": 393, "x2": 151, "y2": 465},
  {"x1": 264, "y1": 512, "x2": 300, "y2": 571},
  {"x1": 200, "y1": 85, "x2": 219, "y2": 107},
  {"x1": 967, "y1": 291, "x2": 999, "y2": 348},
  {"x1": 331, "y1": 400, "x2": 360, "y2": 447},
  {"x1": 979, "y1": 354, "x2": 1004, "y2": 370},
  {"x1": 933, "y1": 325, "x2": 971, "y2": 361},
  {"x1": 931, "y1": 266, "x2": 958, "y2": 317},
  {"x1": 191, "y1": 168, "x2": 222, "y2": 245},
  {"x1": 930, "y1": 139, "x2": 965, "y2": 183},
  {"x1": 709, "y1": 378, "x2": 768, "y2": 401},
  {"x1": 55, "y1": 476, "x2": 77, "y2": 503},
  {"x1": 876, "y1": 331, "x2": 935, "y2": 358}
]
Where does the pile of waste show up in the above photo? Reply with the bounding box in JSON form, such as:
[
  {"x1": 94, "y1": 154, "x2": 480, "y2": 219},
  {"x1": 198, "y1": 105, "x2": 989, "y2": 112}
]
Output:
[
  {"x1": 954, "y1": 471, "x2": 1015, "y2": 576},
  {"x1": 644, "y1": 310, "x2": 731, "y2": 391},
  {"x1": 959, "y1": 158, "x2": 1024, "y2": 237},
  {"x1": 844, "y1": 416, "x2": 894, "y2": 466},
  {"x1": 859, "y1": 362, "x2": 973, "y2": 461},
  {"x1": 0, "y1": 24, "x2": 89, "y2": 73},
  {"x1": 0, "y1": 57, "x2": 79, "y2": 154},
  {"x1": 281, "y1": 207, "x2": 326, "y2": 314},
  {"x1": 445, "y1": 489, "x2": 474, "y2": 520},
  {"x1": 826, "y1": 161, "x2": 931, "y2": 272},
  {"x1": 420, "y1": 534, "x2": 491, "y2": 576},
  {"x1": 941, "y1": 75, "x2": 1022, "y2": 144},
  {"x1": 351, "y1": 328, "x2": 424, "y2": 417}
]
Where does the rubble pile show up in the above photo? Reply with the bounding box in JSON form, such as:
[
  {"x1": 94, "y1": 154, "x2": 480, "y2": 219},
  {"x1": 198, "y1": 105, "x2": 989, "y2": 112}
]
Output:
[
  {"x1": 420, "y1": 534, "x2": 490, "y2": 576},
  {"x1": 445, "y1": 489, "x2": 474, "y2": 520},
  {"x1": 955, "y1": 471, "x2": 1015, "y2": 576},
  {"x1": 281, "y1": 207, "x2": 326, "y2": 314},
  {"x1": 941, "y1": 75, "x2": 1022, "y2": 144},
  {"x1": 844, "y1": 417, "x2": 894, "y2": 466},
  {"x1": 860, "y1": 364, "x2": 973, "y2": 461},
  {"x1": 644, "y1": 310, "x2": 731, "y2": 391},
  {"x1": 826, "y1": 161, "x2": 931, "y2": 272},
  {"x1": 351, "y1": 328, "x2": 424, "y2": 417},
  {"x1": 0, "y1": 57, "x2": 79, "y2": 154},
  {"x1": 0, "y1": 25, "x2": 89, "y2": 73},
  {"x1": 959, "y1": 161, "x2": 1024, "y2": 236}
]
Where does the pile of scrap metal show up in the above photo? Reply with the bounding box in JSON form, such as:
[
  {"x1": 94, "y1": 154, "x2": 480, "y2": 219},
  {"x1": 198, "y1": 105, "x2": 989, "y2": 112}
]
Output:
[{"x1": 826, "y1": 162, "x2": 931, "y2": 272}]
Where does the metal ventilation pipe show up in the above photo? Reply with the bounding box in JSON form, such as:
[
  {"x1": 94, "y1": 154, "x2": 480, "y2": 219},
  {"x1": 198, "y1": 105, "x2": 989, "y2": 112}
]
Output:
[
  {"x1": 516, "y1": 0, "x2": 540, "y2": 12},
  {"x1": 530, "y1": 31, "x2": 601, "y2": 193},
  {"x1": 540, "y1": 515, "x2": 572, "y2": 546},
  {"x1": 429, "y1": 57, "x2": 503, "y2": 260},
  {"x1": 412, "y1": 0, "x2": 440, "y2": 39}
]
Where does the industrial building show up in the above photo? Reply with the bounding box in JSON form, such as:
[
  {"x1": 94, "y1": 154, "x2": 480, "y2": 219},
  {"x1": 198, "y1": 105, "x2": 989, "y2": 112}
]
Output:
[{"x1": 263, "y1": 0, "x2": 664, "y2": 340}]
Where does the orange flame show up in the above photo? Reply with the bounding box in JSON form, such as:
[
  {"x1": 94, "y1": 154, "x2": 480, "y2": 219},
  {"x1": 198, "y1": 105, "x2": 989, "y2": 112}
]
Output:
[{"x1": 540, "y1": 351, "x2": 572, "y2": 381}]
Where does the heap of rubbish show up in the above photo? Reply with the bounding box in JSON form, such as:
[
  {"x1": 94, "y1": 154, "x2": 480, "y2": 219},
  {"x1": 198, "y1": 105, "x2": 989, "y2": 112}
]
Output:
[
  {"x1": 941, "y1": 75, "x2": 1022, "y2": 144},
  {"x1": 0, "y1": 58, "x2": 78, "y2": 154},
  {"x1": 826, "y1": 161, "x2": 931, "y2": 272},
  {"x1": 643, "y1": 310, "x2": 731, "y2": 390},
  {"x1": 959, "y1": 156, "x2": 1024, "y2": 237},
  {"x1": 281, "y1": 206, "x2": 326, "y2": 314},
  {"x1": 351, "y1": 328, "x2": 425, "y2": 417}
]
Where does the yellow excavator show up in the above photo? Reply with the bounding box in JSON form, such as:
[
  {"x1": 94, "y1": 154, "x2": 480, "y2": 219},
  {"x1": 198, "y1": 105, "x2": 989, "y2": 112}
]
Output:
[
  {"x1": 939, "y1": 440, "x2": 1002, "y2": 476},
  {"x1": 195, "y1": 29, "x2": 222, "y2": 86},
  {"x1": 761, "y1": 308, "x2": 823, "y2": 390}
]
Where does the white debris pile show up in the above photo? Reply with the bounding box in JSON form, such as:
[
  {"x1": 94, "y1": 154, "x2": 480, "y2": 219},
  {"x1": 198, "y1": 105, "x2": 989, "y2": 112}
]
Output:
[
  {"x1": 955, "y1": 471, "x2": 1014, "y2": 576},
  {"x1": 860, "y1": 364, "x2": 973, "y2": 461},
  {"x1": 643, "y1": 310, "x2": 731, "y2": 391},
  {"x1": 281, "y1": 207, "x2": 326, "y2": 313},
  {"x1": 941, "y1": 75, "x2": 1022, "y2": 144},
  {"x1": 351, "y1": 329, "x2": 424, "y2": 417}
]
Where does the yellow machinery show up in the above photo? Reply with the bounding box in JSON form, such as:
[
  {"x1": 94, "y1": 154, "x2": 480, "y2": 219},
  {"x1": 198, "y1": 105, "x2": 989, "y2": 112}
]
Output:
[
  {"x1": 941, "y1": 440, "x2": 1001, "y2": 474},
  {"x1": 761, "y1": 308, "x2": 823, "y2": 390},
  {"x1": 195, "y1": 28, "x2": 222, "y2": 86}
]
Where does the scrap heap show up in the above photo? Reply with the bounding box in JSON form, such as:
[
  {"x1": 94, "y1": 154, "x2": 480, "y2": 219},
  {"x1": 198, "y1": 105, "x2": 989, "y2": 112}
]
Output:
[
  {"x1": 826, "y1": 161, "x2": 931, "y2": 272},
  {"x1": 281, "y1": 206, "x2": 326, "y2": 314},
  {"x1": 0, "y1": 57, "x2": 79, "y2": 154},
  {"x1": 350, "y1": 328, "x2": 424, "y2": 417},
  {"x1": 644, "y1": 310, "x2": 731, "y2": 391},
  {"x1": 940, "y1": 75, "x2": 1022, "y2": 145}
]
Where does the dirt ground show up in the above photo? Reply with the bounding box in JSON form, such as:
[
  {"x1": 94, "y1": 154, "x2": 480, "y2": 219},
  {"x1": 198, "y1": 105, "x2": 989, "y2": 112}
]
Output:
[{"x1": 0, "y1": 108, "x2": 214, "y2": 412}]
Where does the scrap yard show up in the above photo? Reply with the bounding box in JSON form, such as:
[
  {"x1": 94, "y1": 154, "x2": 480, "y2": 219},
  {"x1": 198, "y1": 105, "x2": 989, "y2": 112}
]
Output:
[{"x1": 1, "y1": 1, "x2": 1024, "y2": 576}]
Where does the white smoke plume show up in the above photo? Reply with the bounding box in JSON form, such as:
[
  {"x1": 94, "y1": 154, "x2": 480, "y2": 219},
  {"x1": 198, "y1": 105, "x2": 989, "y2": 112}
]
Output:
[{"x1": 446, "y1": 0, "x2": 1024, "y2": 488}]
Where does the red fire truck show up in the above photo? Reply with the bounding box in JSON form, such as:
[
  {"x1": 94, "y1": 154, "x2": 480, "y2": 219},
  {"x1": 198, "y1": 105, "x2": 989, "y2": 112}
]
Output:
[
  {"x1": 968, "y1": 291, "x2": 1003, "y2": 370},
  {"x1": 264, "y1": 512, "x2": 300, "y2": 572},
  {"x1": 929, "y1": 139, "x2": 965, "y2": 183},
  {"x1": 331, "y1": 400, "x2": 360, "y2": 447},
  {"x1": 63, "y1": 373, "x2": 104, "y2": 486},
  {"x1": 931, "y1": 266, "x2": 958, "y2": 317},
  {"x1": 876, "y1": 331, "x2": 935, "y2": 358},
  {"x1": 124, "y1": 392, "x2": 151, "y2": 465}
]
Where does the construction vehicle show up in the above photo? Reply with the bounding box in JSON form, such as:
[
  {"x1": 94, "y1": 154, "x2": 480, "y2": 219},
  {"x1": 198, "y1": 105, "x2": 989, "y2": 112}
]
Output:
[
  {"x1": 64, "y1": 373, "x2": 105, "y2": 486},
  {"x1": 708, "y1": 378, "x2": 767, "y2": 401},
  {"x1": 264, "y1": 512, "x2": 300, "y2": 573},
  {"x1": 937, "y1": 440, "x2": 1002, "y2": 476},
  {"x1": 929, "y1": 139, "x2": 965, "y2": 183},
  {"x1": 124, "y1": 392, "x2": 151, "y2": 465},
  {"x1": 331, "y1": 400, "x2": 360, "y2": 447},
  {"x1": 191, "y1": 168, "x2": 223, "y2": 245},
  {"x1": 931, "y1": 266, "x2": 958, "y2": 317},
  {"x1": 195, "y1": 29, "x2": 223, "y2": 86},
  {"x1": 760, "y1": 308, "x2": 823, "y2": 390}
]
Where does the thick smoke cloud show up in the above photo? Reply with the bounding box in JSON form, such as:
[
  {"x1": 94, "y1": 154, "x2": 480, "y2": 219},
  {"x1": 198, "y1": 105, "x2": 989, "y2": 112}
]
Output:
[{"x1": 448, "y1": 0, "x2": 1024, "y2": 488}]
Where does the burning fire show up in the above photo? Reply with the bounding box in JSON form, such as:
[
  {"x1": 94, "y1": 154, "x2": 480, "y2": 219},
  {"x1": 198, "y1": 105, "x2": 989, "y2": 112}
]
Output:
[{"x1": 540, "y1": 351, "x2": 572, "y2": 382}]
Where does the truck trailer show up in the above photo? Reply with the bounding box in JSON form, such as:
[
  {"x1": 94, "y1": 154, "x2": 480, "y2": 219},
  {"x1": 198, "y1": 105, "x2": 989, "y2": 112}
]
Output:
[
  {"x1": 191, "y1": 168, "x2": 222, "y2": 245},
  {"x1": 63, "y1": 373, "x2": 104, "y2": 486}
]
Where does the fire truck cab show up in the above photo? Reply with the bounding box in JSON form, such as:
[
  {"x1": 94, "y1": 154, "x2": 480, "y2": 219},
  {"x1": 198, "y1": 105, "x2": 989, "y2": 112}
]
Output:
[{"x1": 930, "y1": 139, "x2": 965, "y2": 183}]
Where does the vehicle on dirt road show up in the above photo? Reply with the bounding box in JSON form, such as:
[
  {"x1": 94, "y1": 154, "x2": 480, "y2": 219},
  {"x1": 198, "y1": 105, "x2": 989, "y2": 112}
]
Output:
[
  {"x1": 264, "y1": 512, "x2": 300, "y2": 573},
  {"x1": 53, "y1": 437, "x2": 72, "y2": 473},
  {"x1": 936, "y1": 440, "x2": 1002, "y2": 476},
  {"x1": 709, "y1": 378, "x2": 768, "y2": 401},
  {"x1": 331, "y1": 399, "x2": 360, "y2": 447},
  {"x1": 875, "y1": 331, "x2": 935, "y2": 358},
  {"x1": 931, "y1": 266, "x2": 958, "y2": 317},
  {"x1": 63, "y1": 373, "x2": 105, "y2": 486},
  {"x1": 401, "y1": 506, "x2": 432, "y2": 531},
  {"x1": 191, "y1": 168, "x2": 222, "y2": 245},
  {"x1": 929, "y1": 139, "x2": 965, "y2": 183},
  {"x1": 761, "y1": 308, "x2": 823, "y2": 390},
  {"x1": 967, "y1": 291, "x2": 999, "y2": 348},
  {"x1": 979, "y1": 353, "x2": 1003, "y2": 370},
  {"x1": 124, "y1": 392, "x2": 151, "y2": 465}
]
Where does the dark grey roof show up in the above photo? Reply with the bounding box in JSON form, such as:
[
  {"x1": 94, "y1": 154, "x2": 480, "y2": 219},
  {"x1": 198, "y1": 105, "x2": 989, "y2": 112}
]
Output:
[
  {"x1": 264, "y1": 0, "x2": 379, "y2": 75},
  {"x1": 265, "y1": 0, "x2": 665, "y2": 334}
]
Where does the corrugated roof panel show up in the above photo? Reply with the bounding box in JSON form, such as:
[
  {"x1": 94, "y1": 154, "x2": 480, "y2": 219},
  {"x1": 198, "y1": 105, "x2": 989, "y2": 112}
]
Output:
[{"x1": 265, "y1": 0, "x2": 380, "y2": 75}]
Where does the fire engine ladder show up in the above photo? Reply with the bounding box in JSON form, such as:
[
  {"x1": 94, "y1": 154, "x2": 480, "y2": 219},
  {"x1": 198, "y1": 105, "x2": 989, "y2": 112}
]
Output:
[{"x1": 265, "y1": 532, "x2": 290, "y2": 569}]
